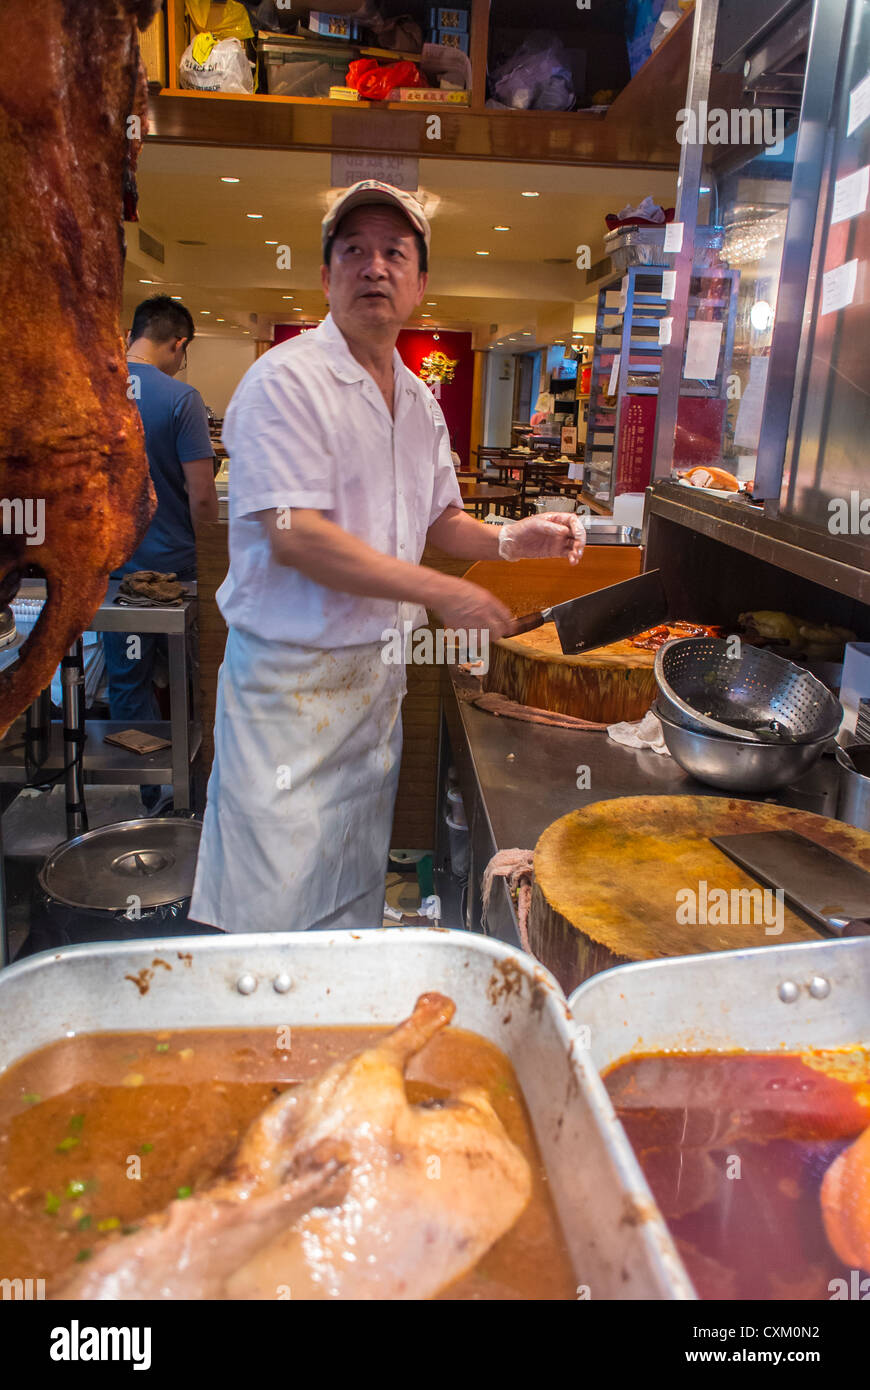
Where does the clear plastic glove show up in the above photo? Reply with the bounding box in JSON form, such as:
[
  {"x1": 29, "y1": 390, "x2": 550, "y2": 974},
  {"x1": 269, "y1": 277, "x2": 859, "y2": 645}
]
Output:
[{"x1": 498, "y1": 513, "x2": 586, "y2": 564}]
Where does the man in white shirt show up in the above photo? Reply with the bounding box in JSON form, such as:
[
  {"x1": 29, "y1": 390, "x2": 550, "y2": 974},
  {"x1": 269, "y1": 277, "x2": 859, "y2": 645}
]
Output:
[{"x1": 189, "y1": 180, "x2": 584, "y2": 933}]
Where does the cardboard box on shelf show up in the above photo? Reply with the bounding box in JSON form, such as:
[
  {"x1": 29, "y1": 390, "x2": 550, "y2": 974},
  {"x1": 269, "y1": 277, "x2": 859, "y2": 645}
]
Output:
[
  {"x1": 395, "y1": 87, "x2": 469, "y2": 103},
  {"x1": 428, "y1": 7, "x2": 469, "y2": 31},
  {"x1": 308, "y1": 11, "x2": 361, "y2": 41},
  {"x1": 428, "y1": 29, "x2": 470, "y2": 53}
]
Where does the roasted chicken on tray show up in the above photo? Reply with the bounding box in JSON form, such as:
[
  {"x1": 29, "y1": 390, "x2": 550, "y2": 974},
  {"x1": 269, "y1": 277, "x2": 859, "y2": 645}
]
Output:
[
  {"x1": 0, "y1": 0, "x2": 160, "y2": 736},
  {"x1": 55, "y1": 993, "x2": 532, "y2": 1300}
]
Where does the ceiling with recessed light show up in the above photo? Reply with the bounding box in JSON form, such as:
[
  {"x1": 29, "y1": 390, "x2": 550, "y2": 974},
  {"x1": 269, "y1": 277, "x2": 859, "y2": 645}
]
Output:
[{"x1": 124, "y1": 145, "x2": 676, "y2": 350}]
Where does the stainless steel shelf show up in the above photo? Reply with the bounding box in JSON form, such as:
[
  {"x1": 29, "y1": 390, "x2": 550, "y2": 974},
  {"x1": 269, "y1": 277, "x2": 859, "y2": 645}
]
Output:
[
  {"x1": 646, "y1": 481, "x2": 870, "y2": 602},
  {"x1": 0, "y1": 720, "x2": 202, "y2": 786}
]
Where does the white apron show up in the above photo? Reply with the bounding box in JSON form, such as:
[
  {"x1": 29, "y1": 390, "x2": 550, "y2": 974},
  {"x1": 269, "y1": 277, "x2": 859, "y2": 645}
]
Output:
[{"x1": 189, "y1": 627, "x2": 406, "y2": 932}]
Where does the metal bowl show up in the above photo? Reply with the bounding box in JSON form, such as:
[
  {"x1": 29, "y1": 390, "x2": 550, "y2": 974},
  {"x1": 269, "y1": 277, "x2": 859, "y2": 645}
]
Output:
[
  {"x1": 654, "y1": 701, "x2": 830, "y2": 791},
  {"x1": 654, "y1": 637, "x2": 843, "y2": 745}
]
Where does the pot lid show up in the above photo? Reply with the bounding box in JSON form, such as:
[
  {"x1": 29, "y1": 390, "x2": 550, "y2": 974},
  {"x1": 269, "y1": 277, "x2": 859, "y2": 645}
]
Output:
[{"x1": 39, "y1": 818, "x2": 202, "y2": 911}]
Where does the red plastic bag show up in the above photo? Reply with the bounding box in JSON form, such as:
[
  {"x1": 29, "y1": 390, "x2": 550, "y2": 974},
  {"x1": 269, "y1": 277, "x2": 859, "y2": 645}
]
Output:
[{"x1": 346, "y1": 58, "x2": 422, "y2": 100}]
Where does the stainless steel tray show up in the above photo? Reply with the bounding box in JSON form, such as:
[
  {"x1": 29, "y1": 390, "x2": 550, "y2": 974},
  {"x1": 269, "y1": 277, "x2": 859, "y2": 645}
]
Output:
[
  {"x1": 569, "y1": 937, "x2": 870, "y2": 1297},
  {"x1": 0, "y1": 928, "x2": 692, "y2": 1300},
  {"x1": 569, "y1": 937, "x2": 870, "y2": 1063}
]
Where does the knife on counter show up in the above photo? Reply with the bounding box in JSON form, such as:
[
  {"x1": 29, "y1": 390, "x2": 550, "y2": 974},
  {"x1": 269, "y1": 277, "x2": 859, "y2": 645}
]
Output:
[
  {"x1": 501, "y1": 568, "x2": 669, "y2": 655},
  {"x1": 711, "y1": 829, "x2": 870, "y2": 937}
]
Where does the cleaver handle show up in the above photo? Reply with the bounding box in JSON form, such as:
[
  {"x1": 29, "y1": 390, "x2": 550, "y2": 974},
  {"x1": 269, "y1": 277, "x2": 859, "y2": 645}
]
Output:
[{"x1": 502, "y1": 608, "x2": 553, "y2": 638}]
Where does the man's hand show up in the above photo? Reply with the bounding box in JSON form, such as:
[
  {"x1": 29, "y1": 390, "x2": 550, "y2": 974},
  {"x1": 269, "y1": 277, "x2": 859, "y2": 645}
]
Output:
[
  {"x1": 427, "y1": 577, "x2": 512, "y2": 639},
  {"x1": 497, "y1": 513, "x2": 586, "y2": 564}
]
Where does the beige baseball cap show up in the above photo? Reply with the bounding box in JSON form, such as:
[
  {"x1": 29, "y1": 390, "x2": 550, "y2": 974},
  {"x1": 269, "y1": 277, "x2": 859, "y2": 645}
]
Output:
[{"x1": 321, "y1": 180, "x2": 431, "y2": 257}]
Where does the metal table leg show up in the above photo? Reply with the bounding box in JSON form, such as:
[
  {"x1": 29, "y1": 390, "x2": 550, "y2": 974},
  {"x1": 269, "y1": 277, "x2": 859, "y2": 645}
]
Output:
[{"x1": 167, "y1": 631, "x2": 191, "y2": 811}]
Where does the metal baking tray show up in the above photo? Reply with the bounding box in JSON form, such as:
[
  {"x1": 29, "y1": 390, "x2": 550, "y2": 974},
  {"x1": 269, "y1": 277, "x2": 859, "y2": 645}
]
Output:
[
  {"x1": 581, "y1": 523, "x2": 642, "y2": 545},
  {"x1": 569, "y1": 937, "x2": 870, "y2": 1297},
  {"x1": 0, "y1": 928, "x2": 692, "y2": 1300}
]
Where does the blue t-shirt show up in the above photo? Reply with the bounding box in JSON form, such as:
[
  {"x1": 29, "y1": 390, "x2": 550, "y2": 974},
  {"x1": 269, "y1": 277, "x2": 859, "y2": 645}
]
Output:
[{"x1": 124, "y1": 364, "x2": 213, "y2": 576}]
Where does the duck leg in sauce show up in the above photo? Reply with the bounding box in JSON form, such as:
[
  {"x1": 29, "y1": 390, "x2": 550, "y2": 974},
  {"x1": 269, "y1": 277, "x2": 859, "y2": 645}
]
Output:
[{"x1": 55, "y1": 993, "x2": 532, "y2": 1300}]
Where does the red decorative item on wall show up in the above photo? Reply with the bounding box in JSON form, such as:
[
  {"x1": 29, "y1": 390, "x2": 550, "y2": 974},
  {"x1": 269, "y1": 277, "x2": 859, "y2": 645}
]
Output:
[{"x1": 272, "y1": 324, "x2": 475, "y2": 467}]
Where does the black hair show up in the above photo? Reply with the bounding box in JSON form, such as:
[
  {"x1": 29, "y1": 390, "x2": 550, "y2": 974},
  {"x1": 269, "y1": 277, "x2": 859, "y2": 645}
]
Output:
[
  {"x1": 130, "y1": 295, "x2": 195, "y2": 345},
  {"x1": 323, "y1": 224, "x2": 428, "y2": 274}
]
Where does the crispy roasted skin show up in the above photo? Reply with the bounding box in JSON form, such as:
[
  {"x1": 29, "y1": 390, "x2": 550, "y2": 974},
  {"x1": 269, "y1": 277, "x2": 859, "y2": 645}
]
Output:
[{"x1": 0, "y1": 0, "x2": 160, "y2": 735}]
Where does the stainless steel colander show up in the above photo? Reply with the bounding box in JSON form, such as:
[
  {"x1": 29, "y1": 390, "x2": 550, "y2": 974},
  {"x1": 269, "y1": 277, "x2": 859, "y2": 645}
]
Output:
[{"x1": 654, "y1": 637, "x2": 843, "y2": 744}]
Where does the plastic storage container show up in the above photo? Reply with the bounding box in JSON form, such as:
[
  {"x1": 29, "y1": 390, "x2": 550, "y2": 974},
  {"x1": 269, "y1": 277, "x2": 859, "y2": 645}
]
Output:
[{"x1": 261, "y1": 44, "x2": 352, "y2": 97}]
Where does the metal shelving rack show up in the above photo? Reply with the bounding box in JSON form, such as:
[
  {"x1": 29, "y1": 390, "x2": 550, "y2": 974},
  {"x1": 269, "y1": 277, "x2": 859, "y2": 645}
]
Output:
[
  {"x1": 587, "y1": 258, "x2": 739, "y2": 507},
  {"x1": 585, "y1": 266, "x2": 670, "y2": 505}
]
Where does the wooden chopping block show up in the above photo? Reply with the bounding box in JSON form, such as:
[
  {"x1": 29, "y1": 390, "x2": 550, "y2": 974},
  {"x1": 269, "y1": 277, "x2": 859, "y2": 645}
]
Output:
[
  {"x1": 464, "y1": 553, "x2": 653, "y2": 723},
  {"x1": 530, "y1": 796, "x2": 870, "y2": 995}
]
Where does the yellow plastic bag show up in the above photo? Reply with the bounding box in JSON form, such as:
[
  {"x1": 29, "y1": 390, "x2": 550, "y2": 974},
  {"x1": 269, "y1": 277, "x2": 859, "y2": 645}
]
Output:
[{"x1": 185, "y1": 2, "x2": 253, "y2": 42}]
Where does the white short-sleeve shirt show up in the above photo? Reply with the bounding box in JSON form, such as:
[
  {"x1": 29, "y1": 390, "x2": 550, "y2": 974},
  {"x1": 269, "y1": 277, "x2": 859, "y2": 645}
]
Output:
[{"x1": 216, "y1": 313, "x2": 464, "y2": 646}]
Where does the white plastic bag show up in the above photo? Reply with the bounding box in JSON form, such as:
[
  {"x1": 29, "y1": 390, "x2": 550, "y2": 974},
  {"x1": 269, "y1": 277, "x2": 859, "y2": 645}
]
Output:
[{"x1": 179, "y1": 36, "x2": 254, "y2": 94}]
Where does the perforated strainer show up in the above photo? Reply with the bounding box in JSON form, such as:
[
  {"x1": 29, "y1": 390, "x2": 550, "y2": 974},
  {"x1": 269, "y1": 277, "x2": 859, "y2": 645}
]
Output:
[{"x1": 654, "y1": 637, "x2": 843, "y2": 745}]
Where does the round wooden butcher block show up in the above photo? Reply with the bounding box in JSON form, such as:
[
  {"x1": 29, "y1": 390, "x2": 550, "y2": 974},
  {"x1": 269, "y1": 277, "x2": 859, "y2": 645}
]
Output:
[
  {"x1": 486, "y1": 625, "x2": 656, "y2": 724},
  {"x1": 530, "y1": 795, "x2": 870, "y2": 995},
  {"x1": 465, "y1": 554, "x2": 654, "y2": 723}
]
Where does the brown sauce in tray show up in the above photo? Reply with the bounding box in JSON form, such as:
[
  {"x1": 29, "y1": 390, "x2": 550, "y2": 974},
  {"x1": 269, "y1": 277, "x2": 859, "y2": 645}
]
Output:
[
  {"x1": 0, "y1": 1026, "x2": 575, "y2": 1301},
  {"x1": 604, "y1": 1050, "x2": 870, "y2": 1300}
]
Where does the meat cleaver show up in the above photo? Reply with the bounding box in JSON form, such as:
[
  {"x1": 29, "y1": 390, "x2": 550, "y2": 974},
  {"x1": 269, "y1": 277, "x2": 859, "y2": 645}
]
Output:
[
  {"x1": 711, "y1": 830, "x2": 870, "y2": 937},
  {"x1": 501, "y1": 569, "x2": 669, "y2": 655}
]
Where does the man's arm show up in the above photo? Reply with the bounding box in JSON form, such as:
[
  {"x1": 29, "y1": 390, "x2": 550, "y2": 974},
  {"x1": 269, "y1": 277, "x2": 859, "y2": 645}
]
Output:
[
  {"x1": 426, "y1": 505, "x2": 502, "y2": 559},
  {"x1": 260, "y1": 508, "x2": 511, "y2": 633},
  {"x1": 181, "y1": 459, "x2": 219, "y2": 526}
]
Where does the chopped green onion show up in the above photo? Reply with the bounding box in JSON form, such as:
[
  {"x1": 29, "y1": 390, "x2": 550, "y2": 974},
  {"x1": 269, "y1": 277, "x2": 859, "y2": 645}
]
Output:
[
  {"x1": 74, "y1": 1249, "x2": 92, "y2": 1263},
  {"x1": 66, "y1": 1179, "x2": 86, "y2": 1198},
  {"x1": 21, "y1": 1092, "x2": 41, "y2": 1105},
  {"x1": 68, "y1": 1114, "x2": 85, "y2": 1133},
  {"x1": 77, "y1": 1215, "x2": 92, "y2": 1231},
  {"x1": 44, "y1": 1191, "x2": 61, "y2": 1215},
  {"x1": 56, "y1": 1136, "x2": 79, "y2": 1152},
  {"x1": 140, "y1": 1142, "x2": 154, "y2": 1154},
  {"x1": 97, "y1": 1217, "x2": 120, "y2": 1232},
  {"x1": 155, "y1": 1043, "x2": 170, "y2": 1053},
  {"x1": 176, "y1": 1186, "x2": 192, "y2": 1200}
]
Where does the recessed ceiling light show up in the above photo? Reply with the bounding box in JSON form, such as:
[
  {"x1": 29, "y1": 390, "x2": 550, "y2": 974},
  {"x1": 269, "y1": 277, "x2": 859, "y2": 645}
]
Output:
[
  {"x1": 216, "y1": 318, "x2": 225, "y2": 322},
  {"x1": 139, "y1": 278, "x2": 153, "y2": 284},
  {"x1": 554, "y1": 339, "x2": 565, "y2": 344},
  {"x1": 493, "y1": 225, "x2": 511, "y2": 231},
  {"x1": 427, "y1": 301, "x2": 437, "y2": 305},
  {"x1": 246, "y1": 213, "x2": 263, "y2": 219},
  {"x1": 293, "y1": 307, "x2": 302, "y2": 311},
  {"x1": 521, "y1": 191, "x2": 539, "y2": 198},
  {"x1": 221, "y1": 176, "x2": 240, "y2": 183},
  {"x1": 475, "y1": 250, "x2": 490, "y2": 256},
  {"x1": 170, "y1": 295, "x2": 182, "y2": 300},
  {"x1": 265, "y1": 239, "x2": 278, "y2": 245},
  {"x1": 421, "y1": 313, "x2": 431, "y2": 317},
  {"x1": 282, "y1": 295, "x2": 294, "y2": 300},
  {"x1": 200, "y1": 310, "x2": 211, "y2": 315},
  {"x1": 522, "y1": 332, "x2": 532, "y2": 336},
  {"x1": 243, "y1": 330, "x2": 250, "y2": 335}
]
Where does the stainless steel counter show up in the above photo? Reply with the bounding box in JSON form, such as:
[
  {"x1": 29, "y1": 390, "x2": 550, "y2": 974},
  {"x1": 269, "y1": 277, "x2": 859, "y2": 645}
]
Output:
[{"x1": 440, "y1": 668, "x2": 840, "y2": 949}]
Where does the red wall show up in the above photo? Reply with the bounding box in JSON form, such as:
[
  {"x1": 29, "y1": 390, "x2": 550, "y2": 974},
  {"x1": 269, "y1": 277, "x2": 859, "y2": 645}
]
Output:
[{"x1": 273, "y1": 324, "x2": 474, "y2": 466}]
